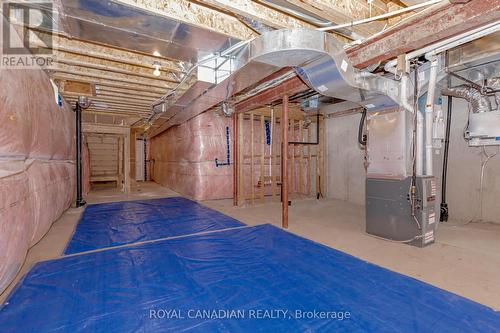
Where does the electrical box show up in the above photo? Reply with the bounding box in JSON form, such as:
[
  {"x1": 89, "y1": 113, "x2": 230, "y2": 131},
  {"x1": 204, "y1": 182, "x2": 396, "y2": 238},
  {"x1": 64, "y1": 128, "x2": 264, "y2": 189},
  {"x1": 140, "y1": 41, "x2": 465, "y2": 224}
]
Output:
[
  {"x1": 366, "y1": 176, "x2": 438, "y2": 247},
  {"x1": 467, "y1": 110, "x2": 500, "y2": 146},
  {"x1": 432, "y1": 104, "x2": 445, "y2": 150}
]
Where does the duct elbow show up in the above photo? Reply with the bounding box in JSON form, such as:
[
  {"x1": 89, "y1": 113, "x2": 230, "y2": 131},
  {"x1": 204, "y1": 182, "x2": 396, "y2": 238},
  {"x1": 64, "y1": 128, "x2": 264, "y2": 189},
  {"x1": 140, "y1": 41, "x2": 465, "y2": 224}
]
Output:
[
  {"x1": 488, "y1": 77, "x2": 500, "y2": 110},
  {"x1": 441, "y1": 85, "x2": 492, "y2": 113}
]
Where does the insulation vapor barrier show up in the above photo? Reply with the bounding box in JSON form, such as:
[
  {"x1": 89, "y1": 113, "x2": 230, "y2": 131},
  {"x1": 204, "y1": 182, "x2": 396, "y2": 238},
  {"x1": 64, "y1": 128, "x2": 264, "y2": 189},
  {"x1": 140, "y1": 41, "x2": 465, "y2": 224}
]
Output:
[
  {"x1": 150, "y1": 111, "x2": 233, "y2": 200},
  {"x1": 0, "y1": 65, "x2": 75, "y2": 293}
]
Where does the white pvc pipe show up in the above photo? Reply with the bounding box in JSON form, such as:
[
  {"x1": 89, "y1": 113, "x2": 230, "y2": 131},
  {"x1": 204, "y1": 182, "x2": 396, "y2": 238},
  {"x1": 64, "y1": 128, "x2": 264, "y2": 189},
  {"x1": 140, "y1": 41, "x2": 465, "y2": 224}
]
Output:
[
  {"x1": 402, "y1": 73, "x2": 423, "y2": 175},
  {"x1": 425, "y1": 20, "x2": 500, "y2": 59},
  {"x1": 318, "y1": 0, "x2": 444, "y2": 32},
  {"x1": 424, "y1": 56, "x2": 438, "y2": 176},
  {"x1": 384, "y1": 20, "x2": 500, "y2": 74}
]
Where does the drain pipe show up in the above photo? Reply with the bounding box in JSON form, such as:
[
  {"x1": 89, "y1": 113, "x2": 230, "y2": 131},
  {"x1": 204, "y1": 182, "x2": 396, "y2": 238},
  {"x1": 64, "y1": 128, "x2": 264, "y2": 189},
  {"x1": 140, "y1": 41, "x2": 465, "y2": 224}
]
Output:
[{"x1": 424, "y1": 56, "x2": 438, "y2": 175}]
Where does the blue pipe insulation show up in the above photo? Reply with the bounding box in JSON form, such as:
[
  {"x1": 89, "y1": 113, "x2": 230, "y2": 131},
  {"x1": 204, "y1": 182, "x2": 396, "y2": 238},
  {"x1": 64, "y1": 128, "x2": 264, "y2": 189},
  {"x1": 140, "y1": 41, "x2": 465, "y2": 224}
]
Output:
[{"x1": 215, "y1": 126, "x2": 231, "y2": 167}]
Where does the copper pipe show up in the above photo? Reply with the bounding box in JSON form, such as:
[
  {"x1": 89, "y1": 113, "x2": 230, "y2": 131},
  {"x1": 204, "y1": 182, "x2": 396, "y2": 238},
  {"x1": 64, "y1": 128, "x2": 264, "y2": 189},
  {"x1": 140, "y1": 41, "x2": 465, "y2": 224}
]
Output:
[
  {"x1": 282, "y1": 94, "x2": 289, "y2": 229},
  {"x1": 233, "y1": 113, "x2": 238, "y2": 206}
]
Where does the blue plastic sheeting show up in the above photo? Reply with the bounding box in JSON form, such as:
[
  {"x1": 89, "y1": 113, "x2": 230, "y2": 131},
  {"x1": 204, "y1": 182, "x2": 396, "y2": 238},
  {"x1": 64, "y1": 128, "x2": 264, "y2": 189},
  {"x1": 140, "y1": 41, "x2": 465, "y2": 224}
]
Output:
[
  {"x1": 64, "y1": 197, "x2": 245, "y2": 254},
  {"x1": 1, "y1": 224, "x2": 499, "y2": 332}
]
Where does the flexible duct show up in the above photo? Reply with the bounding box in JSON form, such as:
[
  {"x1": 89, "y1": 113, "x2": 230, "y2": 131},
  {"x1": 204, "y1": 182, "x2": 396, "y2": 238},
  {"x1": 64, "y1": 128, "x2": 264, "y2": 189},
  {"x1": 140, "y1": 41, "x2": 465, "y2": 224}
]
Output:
[
  {"x1": 441, "y1": 85, "x2": 492, "y2": 113},
  {"x1": 488, "y1": 77, "x2": 500, "y2": 110}
]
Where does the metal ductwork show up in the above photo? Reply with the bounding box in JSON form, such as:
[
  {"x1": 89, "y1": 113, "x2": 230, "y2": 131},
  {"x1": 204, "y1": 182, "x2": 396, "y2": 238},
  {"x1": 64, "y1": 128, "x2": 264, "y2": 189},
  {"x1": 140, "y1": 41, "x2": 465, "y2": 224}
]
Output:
[
  {"x1": 54, "y1": 0, "x2": 242, "y2": 64},
  {"x1": 151, "y1": 29, "x2": 403, "y2": 136},
  {"x1": 441, "y1": 85, "x2": 492, "y2": 113}
]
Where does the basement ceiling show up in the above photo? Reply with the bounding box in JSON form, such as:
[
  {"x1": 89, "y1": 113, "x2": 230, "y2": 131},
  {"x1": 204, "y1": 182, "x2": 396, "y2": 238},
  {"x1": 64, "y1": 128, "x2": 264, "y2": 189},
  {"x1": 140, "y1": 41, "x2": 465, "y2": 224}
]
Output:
[{"x1": 27, "y1": 0, "x2": 412, "y2": 128}]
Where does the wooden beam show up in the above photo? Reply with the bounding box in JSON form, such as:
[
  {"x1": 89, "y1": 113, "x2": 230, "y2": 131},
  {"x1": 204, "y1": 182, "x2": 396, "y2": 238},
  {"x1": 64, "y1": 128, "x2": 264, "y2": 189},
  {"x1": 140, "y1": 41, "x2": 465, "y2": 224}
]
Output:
[
  {"x1": 346, "y1": 0, "x2": 500, "y2": 68},
  {"x1": 45, "y1": 33, "x2": 187, "y2": 73},
  {"x1": 235, "y1": 75, "x2": 309, "y2": 113},
  {"x1": 298, "y1": 120, "x2": 304, "y2": 194},
  {"x1": 238, "y1": 113, "x2": 244, "y2": 206},
  {"x1": 65, "y1": 94, "x2": 154, "y2": 107},
  {"x1": 250, "y1": 113, "x2": 255, "y2": 205},
  {"x1": 54, "y1": 58, "x2": 181, "y2": 83},
  {"x1": 95, "y1": 86, "x2": 164, "y2": 98},
  {"x1": 271, "y1": 108, "x2": 277, "y2": 200},
  {"x1": 51, "y1": 72, "x2": 174, "y2": 94},
  {"x1": 290, "y1": 119, "x2": 295, "y2": 194},
  {"x1": 282, "y1": 94, "x2": 289, "y2": 229},
  {"x1": 82, "y1": 123, "x2": 130, "y2": 135},
  {"x1": 50, "y1": 64, "x2": 178, "y2": 89},
  {"x1": 260, "y1": 114, "x2": 265, "y2": 202},
  {"x1": 232, "y1": 113, "x2": 238, "y2": 206},
  {"x1": 96, "y1": 92, "x2": 159, "y2": 103}
]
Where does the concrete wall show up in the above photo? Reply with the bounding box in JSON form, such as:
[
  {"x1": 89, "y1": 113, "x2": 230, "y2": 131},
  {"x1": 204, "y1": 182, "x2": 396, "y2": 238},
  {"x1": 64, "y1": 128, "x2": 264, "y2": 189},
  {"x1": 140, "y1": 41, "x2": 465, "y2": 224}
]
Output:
[
  {"x1": 434, "y1": 98, "x2": 500, "y2": 224},
  {"x1": 323, "y1": 99, "x2": 500, "y2": 224}
]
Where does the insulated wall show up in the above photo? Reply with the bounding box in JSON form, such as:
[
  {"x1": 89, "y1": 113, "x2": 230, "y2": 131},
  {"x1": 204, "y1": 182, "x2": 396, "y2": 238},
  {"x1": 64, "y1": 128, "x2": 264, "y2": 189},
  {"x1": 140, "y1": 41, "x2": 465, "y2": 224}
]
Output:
[
  {"x1": 150, "y1": 111, "x2": 233, "y2": 200},
  {"x1": 0, "y1": 66, "x2": 75, "y2": 294}
]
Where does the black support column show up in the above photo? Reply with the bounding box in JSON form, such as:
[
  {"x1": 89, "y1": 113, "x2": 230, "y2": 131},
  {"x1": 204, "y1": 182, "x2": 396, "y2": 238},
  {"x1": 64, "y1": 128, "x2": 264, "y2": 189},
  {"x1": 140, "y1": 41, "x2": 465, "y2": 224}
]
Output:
[{"x1": 75, "y1": 101, "x2": 86, "y2": 208}]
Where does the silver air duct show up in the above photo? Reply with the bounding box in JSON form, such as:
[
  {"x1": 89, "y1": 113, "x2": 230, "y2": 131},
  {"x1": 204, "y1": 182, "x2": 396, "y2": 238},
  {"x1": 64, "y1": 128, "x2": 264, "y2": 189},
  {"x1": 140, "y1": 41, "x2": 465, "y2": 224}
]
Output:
[
  {"x1": 441, "y1": 85, "x2": 492, "y2": 113},
  {"x1": 151, "y1": 29, "x2": 404, "y2": 135}
]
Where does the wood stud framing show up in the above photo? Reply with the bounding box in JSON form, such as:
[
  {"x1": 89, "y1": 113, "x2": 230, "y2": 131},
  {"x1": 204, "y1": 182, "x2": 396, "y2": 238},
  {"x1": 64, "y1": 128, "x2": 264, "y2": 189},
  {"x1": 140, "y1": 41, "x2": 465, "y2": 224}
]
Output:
[{"x1": 233, "y1": 108, "x2": 325, "y2": 215}]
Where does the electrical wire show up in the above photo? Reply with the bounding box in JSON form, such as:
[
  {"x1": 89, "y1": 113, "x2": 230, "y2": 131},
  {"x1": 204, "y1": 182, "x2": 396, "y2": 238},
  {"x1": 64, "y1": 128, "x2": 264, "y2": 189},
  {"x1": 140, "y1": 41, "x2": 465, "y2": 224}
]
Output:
[
  {"x1": 478, "y1": 145, "x2": 499, "y2": 221},
  {"x1": 465, "y1": 145, "x2": 499, "y2": 225},
  {"x1": 365, "y1": 232, "x2": 424, "y2": 244}
]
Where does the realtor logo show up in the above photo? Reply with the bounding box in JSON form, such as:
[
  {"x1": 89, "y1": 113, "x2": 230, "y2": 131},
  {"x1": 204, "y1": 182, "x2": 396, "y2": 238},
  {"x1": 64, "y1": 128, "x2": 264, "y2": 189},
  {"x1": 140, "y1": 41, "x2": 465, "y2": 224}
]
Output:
[{"x1": 1, "y1": 0, "x2": 55, "y2": 68}]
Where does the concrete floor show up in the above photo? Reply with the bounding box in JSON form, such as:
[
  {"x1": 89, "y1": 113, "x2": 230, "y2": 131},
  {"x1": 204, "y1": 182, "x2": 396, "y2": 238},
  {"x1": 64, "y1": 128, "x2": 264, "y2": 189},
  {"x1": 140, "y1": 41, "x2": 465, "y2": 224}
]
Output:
[{"x1": 1, "y1": 182, "x2": 499, "y2": 312}]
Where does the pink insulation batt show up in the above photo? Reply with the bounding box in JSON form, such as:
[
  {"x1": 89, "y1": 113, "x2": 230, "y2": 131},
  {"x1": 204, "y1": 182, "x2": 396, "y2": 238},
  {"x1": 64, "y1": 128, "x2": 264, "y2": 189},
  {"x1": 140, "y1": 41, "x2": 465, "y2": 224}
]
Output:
[
  {"x1": 0, "y1": 66, "x2": 75, "y2": 294},
  {"x1": 150, "y1": 111, "x2": 233, "y2": 200}
]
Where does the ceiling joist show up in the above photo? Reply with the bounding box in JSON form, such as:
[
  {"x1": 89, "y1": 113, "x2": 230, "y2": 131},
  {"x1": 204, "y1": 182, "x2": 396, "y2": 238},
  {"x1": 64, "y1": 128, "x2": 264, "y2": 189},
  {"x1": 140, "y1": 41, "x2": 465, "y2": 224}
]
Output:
[
  {"x1": 54, "y1": 57, "x2": 181, "y2": 83},
  {"x1": 199, "y1": 0, "x2": 313, "y2": 30},
  {"x1": 278, "y1": 0, "x2": 387, "y2": 37},
  {"x1": 114, "y1": 0, "x2": 257, "y2": 40},
  {"x1": 50, "y1": 65, "x2": 178, "y2": 90}
]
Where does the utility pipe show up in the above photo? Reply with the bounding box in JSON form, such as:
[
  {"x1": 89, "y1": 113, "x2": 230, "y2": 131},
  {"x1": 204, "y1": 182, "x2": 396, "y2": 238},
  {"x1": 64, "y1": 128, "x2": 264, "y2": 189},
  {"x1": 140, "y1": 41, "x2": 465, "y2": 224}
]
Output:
[
  {"x1": 318, "y1": 0, "x2": 443, "y2": 32},
  {"x1": 424, "y1": 56, "x2": 438, "y2": 175},
  {"x1": 425, "y1": 20, "x2": 500, "y2": 60},
  {"x1": 384, "y1": 21, "x2": 500, "y2": 74},
  {"x1": 440, "y1": 51, "x2": 452, "y2": 222},
  {"x1": 386, "y1": 21, "x2": 499, "y2": 73},
  {"x1": 74, "y1": 101, "x2": 86, "y2": 208},
  {"x1": 282, "y1": 94, "x2": 289, "y2": 229}
]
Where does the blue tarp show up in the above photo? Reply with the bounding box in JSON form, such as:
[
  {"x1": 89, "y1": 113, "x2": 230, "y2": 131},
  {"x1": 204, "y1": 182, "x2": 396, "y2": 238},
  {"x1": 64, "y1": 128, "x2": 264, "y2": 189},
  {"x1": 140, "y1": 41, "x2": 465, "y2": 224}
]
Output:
[
  {"x1": 1, "y1": 224, "x2": 498, "y2": 332},
  {"x1": 64, "y1": 197, "x2": 245, "y2": 254}
]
